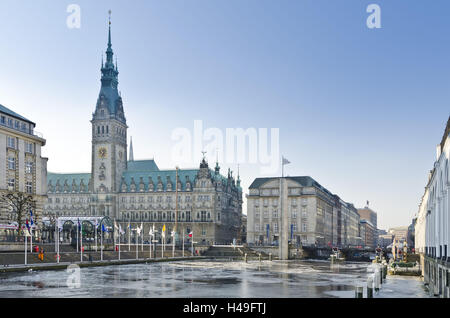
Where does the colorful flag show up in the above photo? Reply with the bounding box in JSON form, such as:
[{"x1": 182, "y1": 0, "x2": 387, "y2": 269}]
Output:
[
  {"x1": 29, "y1": 210, "x2": 34, "y2": 227},
  {"x1": 188, "y1": 231, "x2": 193, "y2": 238},
  {"x1": 102, "y1": 224, "x2": 107, "y2": 232},
  {"x1": 282, "y1": 156, "x2": 290, "y2": 165},
  {"x1": 25, "y1": 219, "x2": 31, "y2": 234},
  {"x1": 162, "y1": 224, "x2": 166, "y2": 238}
]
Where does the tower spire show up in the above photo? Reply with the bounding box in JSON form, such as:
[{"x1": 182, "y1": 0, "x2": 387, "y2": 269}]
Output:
[{"x1": 129, "y1": 136, "x2": 134, "y2": 162}]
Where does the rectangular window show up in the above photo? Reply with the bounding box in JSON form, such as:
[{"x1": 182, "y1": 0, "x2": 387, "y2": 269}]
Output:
[
  {"x1": 0, "y1": 116, "x2": 5, "y2": 124},
  {"x1": 302, "y1": 207, "x2": 307, "y2": 217},
  {"x1": 26, "y1": 182, "x2": 33, "y2": 194},
  {"x1": 26, "y1": 162, "x2": 33, "y2": 174},
  {"x1": 14, "y1": 121, "x2": 19, "y2": 129},
  {"x1": 272, "y1": 210, "x2": 278, "y2": 218},
  {"x1": 7, "y1": 118, "x2": 13, "y2": 127},
  {"x1": 273, "y1": 223, "x2": 278, "y2": 233},
  {"x1": 302, "y1": 223, "x2": 308, "y2": 232},
  {"x1": 255, "y1": 223, "x2": 260, "y2": 232},
  {"x1": 292, "y1": 223, "x2": 297, "y2": 232},
  {"x1": 186, "y1": 211, "x2": 191, "y2": 221},
  {"x1": 263, "y1": 209, "x2": 269, "y2": 219},
  {"x1": 7, "y1": 137, "x2": 15, "y2": 149},
  {"x1": 7, "y1": 178, "x2": 15, "y2": 189},
  {"x1": 292, "y1": 209, "x2": 297, "y2": 219},
  {"x1": 8, "y1": 157, "x2": 15, "y2": 170},
  {"x1": 25, "y1": 142, "x2": 34, "y2": 154}
]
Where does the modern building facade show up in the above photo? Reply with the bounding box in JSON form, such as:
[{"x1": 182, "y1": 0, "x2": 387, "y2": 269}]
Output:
[
  {"x1": 42, "y1": 21, "x2": 242, "y2": 245},
  {"x1": 415, "y1": 116, "x2": 450, "y2": 297},
  {"x1": 246, "y1": 176, "x2": 361, "y2": 248},
  {"x1": 0, "y1": 104, "x2": 48, "y2": 237}
]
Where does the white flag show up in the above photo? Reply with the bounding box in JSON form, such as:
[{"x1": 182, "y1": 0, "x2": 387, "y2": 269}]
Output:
[
  {"x1": 137, "y1": 224, "x2": 142, "y2": 235},
  {"x1": 282, "y1": 156, "x2": 290, "y2": 165}
]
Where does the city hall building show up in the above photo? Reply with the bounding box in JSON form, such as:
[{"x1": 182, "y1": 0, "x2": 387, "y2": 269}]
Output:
[{"x1": 43, "y1": 22, "x2": 242, "y2": 245}]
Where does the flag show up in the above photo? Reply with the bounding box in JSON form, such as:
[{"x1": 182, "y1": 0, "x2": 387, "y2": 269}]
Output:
[
  {"x1": 29, "y1": 210, "x2": 34, "y2": 227},
  {"x1": 136, "y1": 224, "x2": 142, "y2": 236},
  {"x1": 162, "y1": 224, "x2": 166, "y2": 238},
  {"x1": 119, "y1": 224, "x2": 125, "y2": 235},
  {"x1": 102, "y1": 224, "x2": 107, "y2": 233},
  {"x1": 25, "y1": 219, "x2": 31, "y2": 234},
  {"x1": 171, "y1": 231, "x2": 175, "y2": 237},
  {"x1": 282, "y1": 156, "x2": 290, "y2": 165},
  {"x1": 188, "y1": 231, "x2": 193, "y2": 238}
]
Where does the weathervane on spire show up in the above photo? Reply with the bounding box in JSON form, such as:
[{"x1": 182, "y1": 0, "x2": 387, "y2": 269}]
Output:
[
  {"x1": 201, "y1": 151, "x2": 207, "y2": 160},
  {"x1": 108, "y1": 10, "x2": 112, "y2": 25}
]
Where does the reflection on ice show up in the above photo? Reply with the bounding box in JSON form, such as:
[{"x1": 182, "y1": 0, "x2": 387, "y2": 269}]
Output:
[{"x1": 0, "y1": 259, "x2": 430, "y2": 298}]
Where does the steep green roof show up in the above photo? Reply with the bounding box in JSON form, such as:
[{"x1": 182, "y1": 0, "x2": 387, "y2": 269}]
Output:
[
  {"x1": 127, "y1": 160, "x2": 159, "y2": 172},
  {"x1": 121, "y1": 169, "x2": 199, "y2": 192},
  {"x1": 47, "y1": 172, "x2": 91, "y2": 193}
]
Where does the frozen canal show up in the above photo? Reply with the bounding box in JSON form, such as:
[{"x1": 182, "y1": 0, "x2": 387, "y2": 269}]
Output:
[{"x1": 0, "y1": 259, "x2": 431, "y2": 298}]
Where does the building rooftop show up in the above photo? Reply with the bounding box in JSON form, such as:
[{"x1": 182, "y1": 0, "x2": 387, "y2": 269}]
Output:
[{"x1": 0, "y1": 104, "x2": 35, "y2": 125}]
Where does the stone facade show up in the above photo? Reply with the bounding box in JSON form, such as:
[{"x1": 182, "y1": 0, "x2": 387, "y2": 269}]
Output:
[
  {"x1": 0, "y1": 104, "x2": 47, "y2": 233},
  {"x1": 246, "y1": 176, "x2": 361, "y2": 248},
  {"x1": 415, "y1": 116, "x2": 450, "y2": 297}
]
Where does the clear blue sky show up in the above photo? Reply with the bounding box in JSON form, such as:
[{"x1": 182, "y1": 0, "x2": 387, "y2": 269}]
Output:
[{"x1": 0, "y1": 0, "x2": 449, "y2": 230}]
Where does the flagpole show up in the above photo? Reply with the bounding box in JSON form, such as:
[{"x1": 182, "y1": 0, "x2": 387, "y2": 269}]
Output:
[
  {"x1": 95, "y1": 219, "x2": 98, "y2": 252},
  {"x1": 141, "y1": 222, "x2": 144, "y2": 252},
  {"x1": 182, "y1": 226, "x2": 184, "y2": 257},
  {"x1": 25, "y1": 230, "x2": 27, "y2": 265},
  {"x1": 76, "y1": 220, "x2": 79, "y2": 253},
  {"x1": 192, "y1": 232, "x2": 194, "y2": 256},
  {"x1": 119, "y1": 224, "x2": 121, "y2": 261},
  {"x1": 136, "y1": 227, "x2": 138, "y2": 260},
  {"x1": 30, "y1": 227, "x2": 33, "y2": 253},
  {"x1": 80, "y1": 220, "x2": 83, "y2": 262},
  {"x1": 101, "y1": 225, "x2": 103, "y2": 261},
  {"x1": 128, "y1": 222, "x2": 131, "y2": 252},
  {"x1": 57, "y1": 218, "x2": 60, "y2": 264}
]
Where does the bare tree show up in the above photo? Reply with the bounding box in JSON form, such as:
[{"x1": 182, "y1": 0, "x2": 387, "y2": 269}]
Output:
[{"x1": 0, "y1": 191, "x2": 37, "y2": 235}]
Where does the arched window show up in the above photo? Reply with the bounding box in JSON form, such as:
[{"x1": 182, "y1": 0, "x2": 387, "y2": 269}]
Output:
[
  {"x1": 102, "y1": 126, "x2": 105, "y2": 134},
  {"x1": 97, "y1": 126, "x2": 100, "y2": 134}
]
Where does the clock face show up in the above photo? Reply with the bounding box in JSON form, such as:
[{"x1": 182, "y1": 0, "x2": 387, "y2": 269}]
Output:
[{"x1": 98, "y1": 147, "x2": 107, "y2": 159}]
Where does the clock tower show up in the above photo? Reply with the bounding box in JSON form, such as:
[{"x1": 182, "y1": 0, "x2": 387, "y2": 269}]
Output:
[{"x1": 91, "y1": 16, "x2": 128, "y2": 217}]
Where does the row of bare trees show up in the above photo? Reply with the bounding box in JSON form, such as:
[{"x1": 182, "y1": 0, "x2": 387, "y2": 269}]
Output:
[{"x1": 0, "y1": 191, "x2": 37, "y2": 236}]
